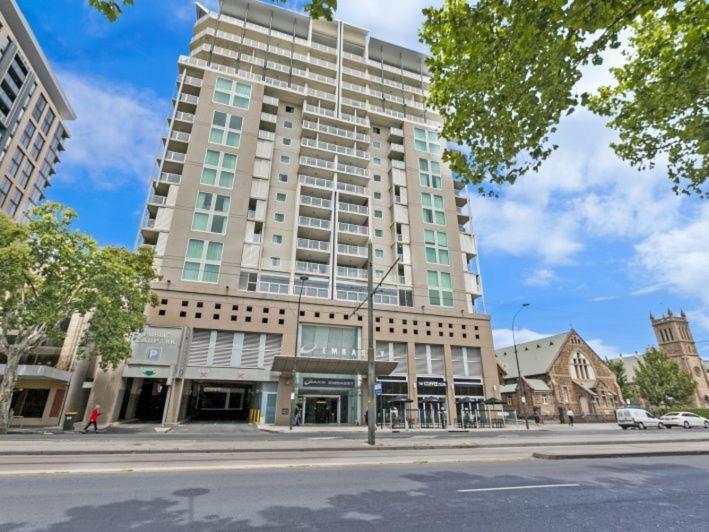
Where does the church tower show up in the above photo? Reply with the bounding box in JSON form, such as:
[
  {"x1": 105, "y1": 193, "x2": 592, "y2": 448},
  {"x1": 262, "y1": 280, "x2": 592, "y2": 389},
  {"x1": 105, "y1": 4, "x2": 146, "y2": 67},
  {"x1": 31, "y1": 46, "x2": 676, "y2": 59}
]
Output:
[{"x1": 650, "y1": 309, "x2": 709, "y2": 407}]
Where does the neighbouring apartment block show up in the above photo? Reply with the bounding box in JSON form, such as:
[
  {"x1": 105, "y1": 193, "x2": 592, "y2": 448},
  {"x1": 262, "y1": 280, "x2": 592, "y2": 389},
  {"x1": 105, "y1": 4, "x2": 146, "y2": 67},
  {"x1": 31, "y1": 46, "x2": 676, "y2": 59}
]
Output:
[
  {"x1": 496, "y1": 330, "x2": 623, "y2": 422},
  {"x1": 0, "y1": 0, "x2": 76, "y2": 428},
  {"x1": 86, "y1": 0, "x2": 499, "y2": 428}
]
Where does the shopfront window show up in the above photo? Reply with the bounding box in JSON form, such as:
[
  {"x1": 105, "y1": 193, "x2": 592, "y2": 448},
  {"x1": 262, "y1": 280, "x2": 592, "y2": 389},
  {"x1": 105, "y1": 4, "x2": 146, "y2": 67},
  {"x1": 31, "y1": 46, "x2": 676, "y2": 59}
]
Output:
[{"x1": 299, "y1": 325, "x2": 360, "y2": 359}]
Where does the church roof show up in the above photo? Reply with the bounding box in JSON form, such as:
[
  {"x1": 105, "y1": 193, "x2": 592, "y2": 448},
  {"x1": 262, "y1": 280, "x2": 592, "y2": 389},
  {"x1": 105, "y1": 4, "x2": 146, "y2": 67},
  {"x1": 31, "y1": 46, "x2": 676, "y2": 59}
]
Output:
[{"x1": 495, "y1": 332, "x2": 570, "y2": 379}]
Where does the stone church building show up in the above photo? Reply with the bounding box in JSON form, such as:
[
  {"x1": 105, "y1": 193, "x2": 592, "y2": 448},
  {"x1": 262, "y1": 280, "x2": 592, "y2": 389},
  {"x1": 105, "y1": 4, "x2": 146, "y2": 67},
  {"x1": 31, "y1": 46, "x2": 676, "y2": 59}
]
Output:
[{"x1": 496, "y1": 330, "x2": 622, "y2": 422}]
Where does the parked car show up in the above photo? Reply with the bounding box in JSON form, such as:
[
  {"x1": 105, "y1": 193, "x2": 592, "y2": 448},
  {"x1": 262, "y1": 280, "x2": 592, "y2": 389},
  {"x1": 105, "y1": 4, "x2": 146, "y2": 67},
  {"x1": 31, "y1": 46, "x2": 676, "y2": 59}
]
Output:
[
  {"x1": 659, "y1": 412, "x2": 709, "y2": 429},
  {"x1": 616, "y1": 407, "x2": 665, "y2": 430}
]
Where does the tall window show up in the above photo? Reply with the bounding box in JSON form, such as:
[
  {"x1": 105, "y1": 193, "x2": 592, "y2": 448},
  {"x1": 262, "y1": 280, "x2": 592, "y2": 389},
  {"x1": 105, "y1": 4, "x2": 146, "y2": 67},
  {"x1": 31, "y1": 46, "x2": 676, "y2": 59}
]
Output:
[
  {"x1": 414, "y1": 127, "x2": 441, "y2": 155},
  {"x1": 213, "y1": 77, "x2": 251, "y2": 109},
  {"x1": 571, "y1": 352, "x2": 594, "y2": 380},
  {"x1": 32, "y1": 94, "x2": 47, "y2": 121},
  {"x1": 427, "y1": 270, "x2": 453, "y2": 307},
  {"x1": 424, "y1": 229, "x2": 449, "y2": 265},
  {"x1": 18, "y1": 159, "x2": 34, "y2": 189},
  {"x1": 209, "y1": 111, "x2": 243, "y2": 148},
  {"x1": 41, "y1": 108, "x2": 55, "y2": 135},
  {"x1": 192, "y1": 191, "x2": 230, "y2": 234},
  {"x1": 419, "y1": 158, "x2": 441, "y2": 189},
  {"x1": 182, "y1": 239, "x2": 223, "y2": 283},
  {"x1": 7, "y1": 147, "x2": 23, "y2": 177},
  {"x1": 421, "y1": 192, "x2": 445, "y2": 225},
  {"x1": 30, "y1": 135, "x2": 45, "y2": 160},
  {"x1": 202, "y1": 149, "x2": 236, "y2": 188},
  {"x1": 20, "y1": 122, "x2": 35, "y2": 148},
  {"x1": 0, "y1": 177, "x2": 11, "y2": 206}
]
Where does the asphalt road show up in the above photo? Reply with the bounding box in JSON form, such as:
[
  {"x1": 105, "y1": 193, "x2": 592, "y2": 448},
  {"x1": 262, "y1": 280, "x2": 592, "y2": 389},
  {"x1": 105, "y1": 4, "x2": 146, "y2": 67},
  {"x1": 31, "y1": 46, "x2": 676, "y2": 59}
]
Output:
[{"x1": 1, "y1": 456, "x2": 708, "y2": 531}]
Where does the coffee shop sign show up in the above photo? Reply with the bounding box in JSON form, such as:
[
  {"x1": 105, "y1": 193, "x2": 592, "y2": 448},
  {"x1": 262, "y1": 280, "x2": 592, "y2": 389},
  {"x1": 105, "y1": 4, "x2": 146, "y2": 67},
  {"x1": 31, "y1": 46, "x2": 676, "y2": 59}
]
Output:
[{"x1": 298, "y1": 345, "x2": 365, "y2": 359}]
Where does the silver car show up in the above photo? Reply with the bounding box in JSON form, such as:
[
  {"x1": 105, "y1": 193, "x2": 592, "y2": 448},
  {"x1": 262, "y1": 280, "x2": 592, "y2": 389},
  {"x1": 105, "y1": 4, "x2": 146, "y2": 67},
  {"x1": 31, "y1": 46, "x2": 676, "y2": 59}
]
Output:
[{"x1": 660, "y1": 412, "x2": 709, "y2": 429}]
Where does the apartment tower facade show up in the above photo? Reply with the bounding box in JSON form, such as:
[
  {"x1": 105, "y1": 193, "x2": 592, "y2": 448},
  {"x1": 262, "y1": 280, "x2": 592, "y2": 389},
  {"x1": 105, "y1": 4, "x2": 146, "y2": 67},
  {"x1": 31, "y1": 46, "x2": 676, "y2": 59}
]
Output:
[
  {"x1": 0, "y1": 0, "x2": 73, "y2": 219},
  {"x1": 89, "y1": 0, "x2": 499, "y2": 427}
]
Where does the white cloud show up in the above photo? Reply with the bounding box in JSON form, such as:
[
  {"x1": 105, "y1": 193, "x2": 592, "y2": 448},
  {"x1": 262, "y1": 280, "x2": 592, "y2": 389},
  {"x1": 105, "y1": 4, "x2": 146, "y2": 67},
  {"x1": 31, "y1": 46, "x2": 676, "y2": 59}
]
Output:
[
  {"x1": 633, "y1": 204, "x2": 709, "y2": 332},
  {"x1": 58, "y1": 71, "x2": 168, "y2": 190},
  {"x1": 523, "y1": 268, "x2": 555, "y2": 287},
  {"x1": 586, "y1": 338, "x2": 621, "y2": 359},
  {"x1": 492, "y1": 328, "x2": 552, "y2": 350}
]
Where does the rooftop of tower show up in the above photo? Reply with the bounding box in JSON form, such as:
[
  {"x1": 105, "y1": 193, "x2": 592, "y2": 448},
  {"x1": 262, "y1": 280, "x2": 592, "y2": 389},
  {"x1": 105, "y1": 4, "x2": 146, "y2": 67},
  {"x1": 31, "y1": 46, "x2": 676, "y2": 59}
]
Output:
[{"x1": 195, "y1": 0, "x2": 431, "y2": 76}]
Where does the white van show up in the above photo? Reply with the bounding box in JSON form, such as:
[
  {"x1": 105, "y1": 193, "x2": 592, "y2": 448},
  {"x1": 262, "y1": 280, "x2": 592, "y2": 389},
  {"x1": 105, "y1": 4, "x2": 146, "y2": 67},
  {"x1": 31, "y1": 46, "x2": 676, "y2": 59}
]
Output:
[{"x1": 616, "y1": 407, "x2": 664, "y2": 430}]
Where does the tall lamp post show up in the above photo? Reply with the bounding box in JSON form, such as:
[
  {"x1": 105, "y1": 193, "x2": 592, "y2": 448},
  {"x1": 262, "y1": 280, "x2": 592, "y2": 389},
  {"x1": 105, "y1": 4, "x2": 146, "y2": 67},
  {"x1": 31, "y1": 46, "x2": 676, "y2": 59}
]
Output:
[
  {"x1": 512, "y1": 303, "x2": 530, "y2": 430},
  {"x1": 289, "y1": 275, "x2": 309, "y2": 431}
]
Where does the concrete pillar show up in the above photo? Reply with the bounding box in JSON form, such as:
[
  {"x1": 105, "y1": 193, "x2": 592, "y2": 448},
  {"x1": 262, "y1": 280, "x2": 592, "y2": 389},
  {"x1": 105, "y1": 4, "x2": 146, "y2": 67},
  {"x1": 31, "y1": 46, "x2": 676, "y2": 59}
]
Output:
[
  {"x1": 84, "y1": 363, "x2": 124, "y2": 424},
  {"x1": 163, "y1": 378, "x2": 184, "y2": 425},
  {"x1": 406, "y1": 342, "x2": 417, "y2": 425},
  {"x1": 275, "y1": 374, "x2": 292, "y2": 426},
  {"x1": 443, "y1": 343, "x2": 456, "y2": 428}
]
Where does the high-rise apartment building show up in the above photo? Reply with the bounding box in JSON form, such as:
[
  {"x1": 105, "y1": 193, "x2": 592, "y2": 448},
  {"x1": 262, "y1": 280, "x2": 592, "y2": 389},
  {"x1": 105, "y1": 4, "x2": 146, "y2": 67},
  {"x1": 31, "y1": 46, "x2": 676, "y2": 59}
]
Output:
[
  {"x1": 89, "y1": 0, "x2": 500, "y2": 427},
  {"x1": 0, "y1": 0, "x2": 73, "y2": 219}
]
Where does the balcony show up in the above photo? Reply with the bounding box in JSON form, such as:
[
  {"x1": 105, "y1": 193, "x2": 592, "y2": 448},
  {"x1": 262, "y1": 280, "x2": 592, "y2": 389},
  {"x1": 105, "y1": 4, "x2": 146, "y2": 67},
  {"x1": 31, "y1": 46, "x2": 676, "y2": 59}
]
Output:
[
  {"x1": 337, "y1": 243, "x2": 368, "y2": 267},
  {"x1": 390, "y1": 159, "x2": 406, "y2": 171},
  {"x1": 336, "y1": 265, "x2": 367, "y2": 280},
  {"x1": 338, "y1": 201, "x2": 368, "y2": 218},
  {"x1": 146, "y1": 194, "x2": 167, "y2": 214},
  {"x1": 258, "y1": 130, "x2": 275, "y2": 141},
  {"x1": 299, "y1": 194, "x2": 332, "y2": 218},
  {"x1": 337, "y1": 221, "x2": 369, "y2": 245},
  {"x1": 336, "y1": 181, "x2": 368, "y2": 198},
  {"x1": 336, "y1": 289, "x2": 367, "y2": 303},
  {"x1": 464, "y1": 271, "x2": 483, "y2": 298},
  {"x1": 457, "y1": 205, "x2": 472, "y2": 223},
  {"x1": 302, "y1": 119, "x2": 369, "y2": 144},
  {"x1": 337, "y1": 162, "x2": 370, "y2": 182},
  {"x1": 388, "y1": 127, "x2": 404, "y2": 140},
  {"x1": 176, "y1": 92, "x2": 199, "y2": 109},
  {"x1": 301, "y1": 137, "x2": 369, "y2": 162},
  {"x1": 296, "y1": 237, "x2": 331, "y2": 261},
  {"x1": 298, "y1": 215, "x2": 332, "y2": 240},
  {"x1": 296, "y1": 260, "x2": 330, "y2": 276},
  {"x1": 460, "y1": 232, "x2": 477, "y2": 259},
  {"x1": 170, "y1": 111, "x2": 194, "y2": 126},
  {"x1": 182, "y1": 75, "x2": 203, "y2": 88},
  {"x1": 153, "y1": 171, "x2": 181, "y2": 194},
  {"x1": 260, "y1": 112, "x2": 277, "y2": 124},
  {"x1": 299, "y1": 156, "x2": 336, "y2": 176}
]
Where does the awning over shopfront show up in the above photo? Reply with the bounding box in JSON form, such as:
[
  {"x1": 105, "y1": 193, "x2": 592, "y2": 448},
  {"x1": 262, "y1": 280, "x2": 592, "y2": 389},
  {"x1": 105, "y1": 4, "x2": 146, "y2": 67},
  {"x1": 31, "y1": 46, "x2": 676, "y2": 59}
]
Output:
[
  {"x1": 271, "y1": 356, "x2": 397, "y2": 376},
  {"x1": 0, "y1": 364, "x2": 72, "y2": 383}
]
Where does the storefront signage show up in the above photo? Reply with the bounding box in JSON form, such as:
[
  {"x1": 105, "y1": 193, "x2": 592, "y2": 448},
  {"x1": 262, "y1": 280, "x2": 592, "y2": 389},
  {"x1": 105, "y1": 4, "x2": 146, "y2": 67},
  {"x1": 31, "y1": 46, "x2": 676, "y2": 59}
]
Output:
[
  {"x1": 129, "y1": 326, "x2": 184, "y2": 366},
  {"x1": 417, "y1": 378, "x2": 447, "y2": 388},
  {"x1": 302, "y1": 377, "x2": 355, "y2": 389},
  {"x1": 299, "y1": 345, "x2": 365, "y2": 359}
]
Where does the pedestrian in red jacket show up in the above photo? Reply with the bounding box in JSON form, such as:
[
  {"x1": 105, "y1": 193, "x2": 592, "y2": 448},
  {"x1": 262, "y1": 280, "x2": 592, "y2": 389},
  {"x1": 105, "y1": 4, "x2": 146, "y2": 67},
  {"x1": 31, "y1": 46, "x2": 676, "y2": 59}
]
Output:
[{"x1": 82, "y1": 405, "x2": 101, "y2": 433}]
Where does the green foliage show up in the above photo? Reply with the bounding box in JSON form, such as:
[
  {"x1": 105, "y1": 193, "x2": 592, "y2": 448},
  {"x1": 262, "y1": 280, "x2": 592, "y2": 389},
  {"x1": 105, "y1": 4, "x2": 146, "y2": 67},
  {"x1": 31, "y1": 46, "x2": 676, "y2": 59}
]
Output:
[
  {"x1": 420, "y1": 0, "x2": 707, "y2": 197},
  {"x1": 270, "y1": 0, "x2": 337, "y2": 20},
  {"x1": 0, "y1": 203, "x2": 158, "y2": 431},
  {"x1": 606, "y1": 358, "x2": 631, "y2": 400},
  {"x1": 634, "y1": 347, "x2": 696, "y2": 406},
  {"x1": 88, "y1": 0, "x2": 134, "y2": 21}
]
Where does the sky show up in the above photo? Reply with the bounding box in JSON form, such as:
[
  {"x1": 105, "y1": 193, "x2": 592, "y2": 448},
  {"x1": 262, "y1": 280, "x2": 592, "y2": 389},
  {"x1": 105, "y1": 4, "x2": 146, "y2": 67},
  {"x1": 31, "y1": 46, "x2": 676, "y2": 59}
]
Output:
[{"x1": 18, "y1": 0, "x2": 709, "y2": 360}]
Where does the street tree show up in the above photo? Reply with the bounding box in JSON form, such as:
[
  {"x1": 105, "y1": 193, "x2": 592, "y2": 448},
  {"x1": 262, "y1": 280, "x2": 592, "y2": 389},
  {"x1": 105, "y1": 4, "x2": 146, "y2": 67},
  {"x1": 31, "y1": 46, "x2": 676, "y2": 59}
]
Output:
[
  {"x1": 0, "y1": 203, "x2": 158, "y2": 433},
  {"x1": 88, "y1": 0, "x2": 134, "y2": 21},
  {"x1": 634, "y1": 348, "x2": 696, "y2": 407},
  {"x1": 606, "y1": 358, "x2": 632, "y2": 401},
  {"x1": 420, "y1": 0, "x2": 707, "y2": 197}
]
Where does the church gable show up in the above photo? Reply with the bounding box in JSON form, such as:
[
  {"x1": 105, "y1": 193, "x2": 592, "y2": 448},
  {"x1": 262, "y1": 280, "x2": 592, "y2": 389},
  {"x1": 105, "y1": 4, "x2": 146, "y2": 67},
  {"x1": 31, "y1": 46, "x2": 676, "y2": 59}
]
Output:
[{"x1": 549, "y1": 331, "x2": 614, "y2": 381}]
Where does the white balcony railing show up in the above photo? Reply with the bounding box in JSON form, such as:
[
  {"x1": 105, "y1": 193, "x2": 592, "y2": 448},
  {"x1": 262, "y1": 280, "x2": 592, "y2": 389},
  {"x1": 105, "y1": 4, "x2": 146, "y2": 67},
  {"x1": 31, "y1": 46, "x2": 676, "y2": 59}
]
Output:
[
  {"x1": 297, "y1": 238, "x2": 331, "y2": 252},
  {"x1": 296, "y1": 261, "x2": 330, "y2": 275},
  {"x1": 299, "y1": 216, "x2": 331, "y2": 231},
  {"x1": 338, "y1": 222, "x2": 368, "y2": 235},
  {"x1": 336, "y1": 181, "x2": 367, "y2": 196},
  {"x1": 336, "y1": 266, "x2": 367, "y2": 279},
  {"x1": 299, "y1": 174, "x2": 333, "y2": 189},
  {"x1": 337, "y1": 243, "x2": 367, "y2": 256},
  {"x1": 338, "y1": 202, "x2": 368, "y2": 215},
  {"x1": 300, "y1": 195, "x2": 332, "y2": 209}
]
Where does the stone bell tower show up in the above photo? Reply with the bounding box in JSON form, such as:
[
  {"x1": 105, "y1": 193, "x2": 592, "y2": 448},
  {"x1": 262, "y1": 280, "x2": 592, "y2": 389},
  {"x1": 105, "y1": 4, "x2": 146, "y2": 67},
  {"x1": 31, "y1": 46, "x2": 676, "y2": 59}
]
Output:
[{"x1": 650, "y1": 309, "x2": 709, "y2": 407}]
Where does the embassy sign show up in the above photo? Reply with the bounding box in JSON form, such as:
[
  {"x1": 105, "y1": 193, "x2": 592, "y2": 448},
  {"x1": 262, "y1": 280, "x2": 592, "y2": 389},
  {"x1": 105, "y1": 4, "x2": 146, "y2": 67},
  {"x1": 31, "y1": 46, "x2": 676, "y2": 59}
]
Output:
[
  {"x1": 302, "y1": 377, "x2": 355, "y2": 389},
  {"x1": 298, "y1": 344, "x2": 365, "y2": 360}
]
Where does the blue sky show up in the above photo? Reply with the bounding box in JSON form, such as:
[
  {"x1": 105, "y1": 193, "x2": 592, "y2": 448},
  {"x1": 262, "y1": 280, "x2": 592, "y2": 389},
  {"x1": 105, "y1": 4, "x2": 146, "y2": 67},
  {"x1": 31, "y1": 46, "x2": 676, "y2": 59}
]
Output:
[{"x1": 19, "y1": 0, "x2": 709, "y2": 359}]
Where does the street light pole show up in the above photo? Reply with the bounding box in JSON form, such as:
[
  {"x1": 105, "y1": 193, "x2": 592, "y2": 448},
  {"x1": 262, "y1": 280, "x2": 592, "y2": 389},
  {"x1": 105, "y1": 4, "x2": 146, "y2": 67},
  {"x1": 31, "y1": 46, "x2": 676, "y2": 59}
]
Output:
[
  {"x1": 512, "y1": 303, "x2": 530, "y2": 430},
  {"x1": 367, "y1": 240, "x2": 376, "y2": 446},
  {"x1": 289, "y1": 275, "x2": 309, "y2": 431}
]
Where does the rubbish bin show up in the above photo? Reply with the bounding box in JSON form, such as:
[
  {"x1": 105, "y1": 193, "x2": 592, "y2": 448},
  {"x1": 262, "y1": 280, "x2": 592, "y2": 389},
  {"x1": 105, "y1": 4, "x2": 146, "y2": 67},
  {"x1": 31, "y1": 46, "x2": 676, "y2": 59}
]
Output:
[{"x1": 63, "y1": 412, "x2": 78, "y2": 431}]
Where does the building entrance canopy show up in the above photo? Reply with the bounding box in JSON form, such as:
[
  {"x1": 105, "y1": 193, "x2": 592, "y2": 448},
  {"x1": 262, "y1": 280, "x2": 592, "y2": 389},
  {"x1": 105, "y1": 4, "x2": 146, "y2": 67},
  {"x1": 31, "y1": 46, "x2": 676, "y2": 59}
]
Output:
[{"x1": 271, "y1": 356, "x2": 397, "y2": 376}]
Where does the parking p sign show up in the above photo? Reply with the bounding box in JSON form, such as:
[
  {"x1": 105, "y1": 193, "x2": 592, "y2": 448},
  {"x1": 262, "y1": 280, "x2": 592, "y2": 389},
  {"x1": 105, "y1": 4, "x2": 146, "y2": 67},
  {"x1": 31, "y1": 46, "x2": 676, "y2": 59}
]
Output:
[{"x1": 374, "y1": 383, "x2": 382, "y2": 396}]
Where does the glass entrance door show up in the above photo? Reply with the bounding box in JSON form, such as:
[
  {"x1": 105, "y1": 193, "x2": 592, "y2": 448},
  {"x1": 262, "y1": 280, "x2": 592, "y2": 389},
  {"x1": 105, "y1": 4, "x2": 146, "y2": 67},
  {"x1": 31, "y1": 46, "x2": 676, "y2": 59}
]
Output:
[{"x1": 304, "y1": 396, "x2": 340, "y2": 424}]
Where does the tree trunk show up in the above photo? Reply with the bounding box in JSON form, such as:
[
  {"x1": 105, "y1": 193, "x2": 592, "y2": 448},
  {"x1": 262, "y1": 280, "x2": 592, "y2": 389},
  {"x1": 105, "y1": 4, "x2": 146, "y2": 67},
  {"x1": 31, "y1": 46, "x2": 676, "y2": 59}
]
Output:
[{"x1": 0, "y1": 349, "x2": 22, "y2": 434}]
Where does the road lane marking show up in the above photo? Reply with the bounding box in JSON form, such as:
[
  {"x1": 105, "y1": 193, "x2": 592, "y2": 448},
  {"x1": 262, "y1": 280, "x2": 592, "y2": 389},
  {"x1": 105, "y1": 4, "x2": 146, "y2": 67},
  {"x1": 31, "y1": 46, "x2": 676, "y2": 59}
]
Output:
[{"x1": 458, "y1": 483, "x2": 580, "y2": 493}]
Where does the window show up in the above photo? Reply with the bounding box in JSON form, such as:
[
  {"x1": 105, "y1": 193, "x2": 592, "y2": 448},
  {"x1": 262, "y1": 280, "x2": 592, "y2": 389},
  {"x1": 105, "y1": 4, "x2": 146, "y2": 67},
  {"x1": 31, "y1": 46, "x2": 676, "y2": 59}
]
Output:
[
  {"x1": 282, "y1": 138, "x2": 291, "y2": 146},
  {"x1": 273, "y1": 234, "x2": 283, "y2": 244},
  {"x1": 374, "y1": 192, "x2": 381, "y2": 199},
  {"x1": 202, "y1": 149, "x2": 236, "y2": 188},
  {"x1": 375, "y1": 248, "x2": 384, "y2": 258},
  {"x1": 209, "y1": 111, "x2": 243, "y2": 148},
  {"x1": 570, "y1": 352, "x2": 595, "y2": 380},
  {"x1": 29, "y1": 135, "x2": 45, "y2": 159},
  {"x1": 284, "y1": 120, "x2": 293, "y2": 128},
  {"x1": 276, "y1": 192, "x2": 286, "y2": 201},
  {"x1": 421, "y1": 193, "x2": 445, "y2": 225},
  {"x1": 270, "y1": 257, "x2": 281, "y2": 267},
  {"x1": 213, "y1": 77, "x2": 251, "y2": 109},
  {"x1": 182, "y1": 239, "x2": 223, "y2": 283},
  {"x1": 0, "y1": 177, "x2": 11, "y2": 206},
  {"x1": 18, "y1": 159, "x2": 34, "y2": 189},
  {"x1": 375, "y1": 229, "x2": 383, "y2": 238},
  {"x1": 285, "y1": 105, "x2": 294, "y2": 113},
  {"x1": 427, "y1": 270, "x2": 453, "y2": 307},
  {"x1": 32, "y1": 94, "x2": 47, "y2": 121},
  {"x1": 20, "y1": 122, "x2": 35, "y2": 148},
  {"x1": 424, "y1": 229, "x2": 449, "y2": 265},
  {"x1": 373, "y1": 127, "x2": 381, "y2": 134},
  {"x1": 274, "y1": 213, "x2": 285, "y2": 222},
  {"x1": 414, "y1": 127, "x2": 441, "y2": 155},
  {"x1": 192, "y1": 191, "x2": 230, "y2": 234},
  {"x1": 280, "y1": 155, "x2": 290, "y2": 164},
  {"x1": 374, "y1": 210, "x2": 383, "y2": 218},
  {"x1": 41, "y1": 109, "x2": 55, "y2": 135},
  {"x1": 373, "y1": 141, "x2": 381, "y2": 148},
  {"x1": 561, "y1": 385, "x2": 570, "y2": 403},
  {"x1": 374, "y1": 174, "x2": 381, "y2": 182},
  {"x1": 419, "y1": 158, "x2": 441, "y2": 189},
  {"x1": 7, "y1": 147, "x2": 23, "y2": 177},
  {"x1": 278, "y1": 173, "x2": 288, "y2": 182},
  {"x1": 7, "y1": 189, "x2": 22, "y2": 216},
  {"x1": 373, "y1": 157, "x2": 381, "y2": 165}
]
